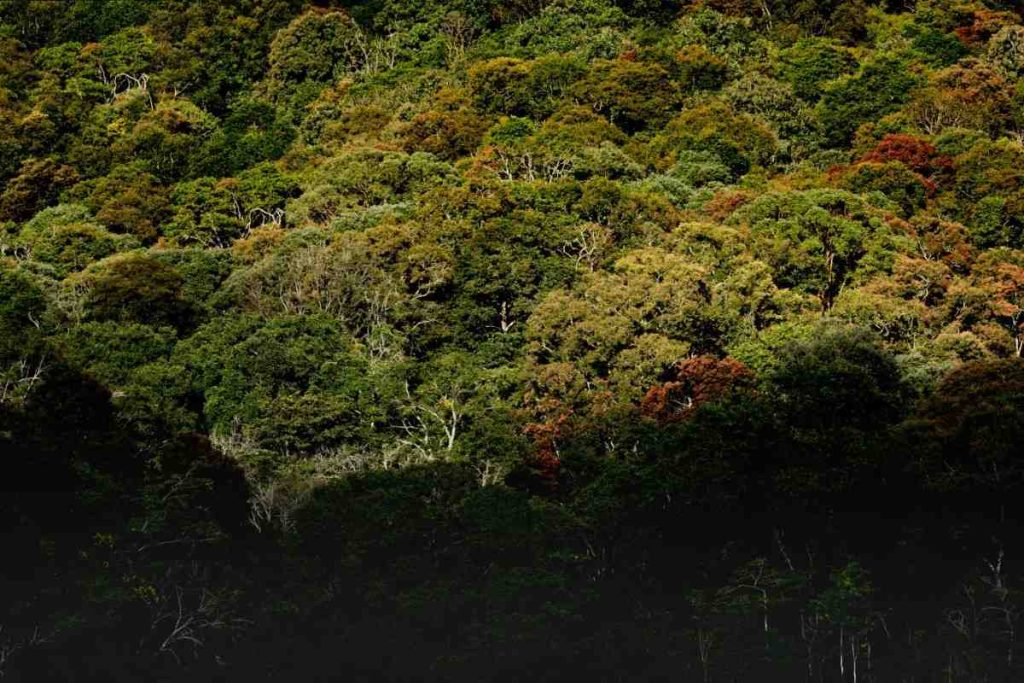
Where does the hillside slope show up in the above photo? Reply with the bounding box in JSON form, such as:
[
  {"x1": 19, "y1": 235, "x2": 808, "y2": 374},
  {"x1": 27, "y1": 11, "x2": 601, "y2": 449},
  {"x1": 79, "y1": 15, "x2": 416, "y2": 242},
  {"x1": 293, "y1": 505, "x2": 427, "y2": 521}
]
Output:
[{"x1": 3, "y1": 1, "x2": 1024, "y2": 680}]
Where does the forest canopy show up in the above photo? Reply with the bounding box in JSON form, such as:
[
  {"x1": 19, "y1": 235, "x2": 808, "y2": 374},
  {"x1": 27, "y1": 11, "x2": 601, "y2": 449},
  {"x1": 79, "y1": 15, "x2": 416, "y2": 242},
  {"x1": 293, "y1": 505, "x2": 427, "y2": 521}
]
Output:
[{"x1": 3, "y1": 0, "x2": 1024, "y2": 680}]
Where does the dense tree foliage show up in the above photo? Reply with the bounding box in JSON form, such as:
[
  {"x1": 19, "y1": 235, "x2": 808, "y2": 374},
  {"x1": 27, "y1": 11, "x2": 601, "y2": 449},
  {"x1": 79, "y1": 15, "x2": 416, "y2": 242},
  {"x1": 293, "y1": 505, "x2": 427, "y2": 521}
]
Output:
[{"x1": 4, "y1": 0, "x2": 1024, "y2": 680}]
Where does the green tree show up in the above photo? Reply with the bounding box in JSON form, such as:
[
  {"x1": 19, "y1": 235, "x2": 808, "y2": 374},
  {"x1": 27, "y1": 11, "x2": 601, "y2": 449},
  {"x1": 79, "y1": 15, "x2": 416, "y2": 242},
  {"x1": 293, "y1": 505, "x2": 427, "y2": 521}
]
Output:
[
  {"x1": 819, "y1": 56, "x2": 922, "y2": 147},
  {"x1": 731, "y1": 190, "x2": 893, "y2": 310},
  {"x1": 115, "y1": 99, "x2": 219, "y2": 181},
  {"x1": 777, "y1": 38, "x2": 858, "y2": 102},
  {"x1": 173, "y1": 314, "x2": 386, "y2": 454},
  {"x1": 905, "y1": 358, "x2": 1024, "y2": 502},
  {"x1": 572, "y1": 58, "x2": 680, "y2": 133},
  {"x1": 66, "y1": 252, "x2": 193, "y2": 328},
  {"x1": 263, "y1": 8, "x2": 364, "y2": 117},
  {"x1": 14, "y1": 203, "x2": 139, "y2": 277},
  {"x1": 71, "y1": 164, "x2": 171, "y2": 242},
  {"x1": 765, "y1": 324, "x2": 906, "y2": 495}
]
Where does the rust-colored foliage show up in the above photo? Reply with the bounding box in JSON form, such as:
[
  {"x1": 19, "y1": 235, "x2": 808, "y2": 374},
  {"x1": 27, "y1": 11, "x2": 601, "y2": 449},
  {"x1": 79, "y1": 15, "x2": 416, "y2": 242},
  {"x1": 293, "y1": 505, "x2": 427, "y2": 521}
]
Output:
[
  {"x1": 904, "y1": 215, "x2": 975, "y2": 273},
  {"x1": 954, "y1": 10, "x2": 1019, "y2": 46},
  {"x1": 703, "y1": 189, "x2": 756, "y2": 221},
  {"x1": 860, "y1": 134, "x2": 952, "y2": 179},
  {"x1": 641, "y1": 356, "x2": 754, "y2": 425},
  {"x1": 522, "y1": 398, "x2": 573, "y2": 485},
  {"x1": 986, "y1": 262, "x2": 1024, "y2": 356},
  {"x1": 830, "y1": 135, "x2": 957, "y2": 207}
]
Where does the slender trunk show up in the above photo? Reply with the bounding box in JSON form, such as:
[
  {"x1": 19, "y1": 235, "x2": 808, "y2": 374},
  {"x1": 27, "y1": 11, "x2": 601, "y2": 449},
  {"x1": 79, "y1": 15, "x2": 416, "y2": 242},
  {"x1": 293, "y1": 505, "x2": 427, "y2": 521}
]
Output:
[
  {"x1": 840, "y1": 626, "x2": 845, "y2": 680},
  {"x1": 851, "y1": 634, "x2": 858, "y2": 683},
  {"x1": 763, "y1": 593, "x2": 769, "y2": 635}
]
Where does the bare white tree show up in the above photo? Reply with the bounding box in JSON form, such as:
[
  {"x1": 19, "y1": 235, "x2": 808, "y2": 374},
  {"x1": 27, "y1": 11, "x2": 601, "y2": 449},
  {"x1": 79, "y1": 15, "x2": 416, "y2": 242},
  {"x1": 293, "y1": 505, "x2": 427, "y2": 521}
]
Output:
[
  {"x1": 0, "y1": 354, "x2": 47, "y2": 407},
  {"x1": 441, "y1": 12, "x2": 477, "y2": 66},
  {"x1": 110, "y1": 72, "x2": 154, "y2": 109},
  {"x1": 395, "y1": 377, "x2": 468, "y2": 455},
  {"x1": 149, "y1": 585, "x2": 248, "y2": 664},
  {"x1": 353, "y1": 28, "x2": 400, "y2": 75},
  {"x1": 247, "y1": 478, "x2": 311, "y2": 535},
  {"x1": 245, "y1": 207, "x2": 285, "y2": 233},
  {"x1": 559, "y1": 223, "x2": 613, "y2": 273}
]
